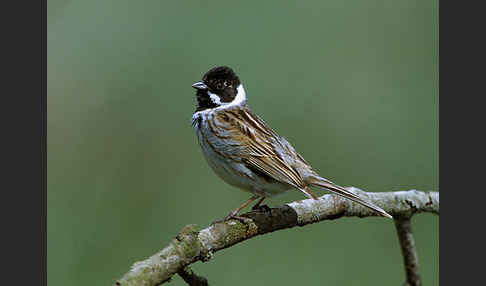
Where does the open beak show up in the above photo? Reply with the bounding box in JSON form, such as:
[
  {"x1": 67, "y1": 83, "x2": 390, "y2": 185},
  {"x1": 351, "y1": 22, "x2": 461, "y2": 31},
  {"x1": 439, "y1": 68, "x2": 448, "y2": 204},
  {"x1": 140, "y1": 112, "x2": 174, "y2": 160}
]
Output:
[{"x1": 192, "y1": 81, "x2": 207, "y2": 90}]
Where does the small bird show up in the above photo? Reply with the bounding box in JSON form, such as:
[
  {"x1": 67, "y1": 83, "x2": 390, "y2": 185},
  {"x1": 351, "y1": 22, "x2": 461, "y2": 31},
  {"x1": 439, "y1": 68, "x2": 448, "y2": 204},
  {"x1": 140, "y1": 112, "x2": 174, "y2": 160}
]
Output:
[{"x1": 191, "y1": 66, "x2": 392, "y2": 220}]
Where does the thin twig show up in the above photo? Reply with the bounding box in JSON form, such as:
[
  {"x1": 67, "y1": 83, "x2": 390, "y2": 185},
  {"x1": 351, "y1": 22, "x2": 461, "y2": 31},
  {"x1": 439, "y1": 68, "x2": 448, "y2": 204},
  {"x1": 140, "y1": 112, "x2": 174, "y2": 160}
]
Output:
[
  {"x1": 177, "y1": 266, "x2": 209, "y2": 286},
  {"x1": 394, "y1": 217, "x2": 422, "y2": 286},
  {"x1": 114, "y1": 188, "x2": 439, "y2": 286}
]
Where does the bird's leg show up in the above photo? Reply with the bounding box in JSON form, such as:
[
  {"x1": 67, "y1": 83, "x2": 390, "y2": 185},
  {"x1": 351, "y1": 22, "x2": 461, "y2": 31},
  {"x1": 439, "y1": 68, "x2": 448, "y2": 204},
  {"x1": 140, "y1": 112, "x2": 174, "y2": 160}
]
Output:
[
  {"x1": 212, "y1": 195, "x2": 260, "y2": 224},
  {"x1": 224, "y1": 195, "x2": 259, "y2": 219},
  {"x1": 251, "y1": 196, "x2": 266, "y2": 210},
  {"x1": 251, "y1": 196, "x2": 270, "y2": 212}
]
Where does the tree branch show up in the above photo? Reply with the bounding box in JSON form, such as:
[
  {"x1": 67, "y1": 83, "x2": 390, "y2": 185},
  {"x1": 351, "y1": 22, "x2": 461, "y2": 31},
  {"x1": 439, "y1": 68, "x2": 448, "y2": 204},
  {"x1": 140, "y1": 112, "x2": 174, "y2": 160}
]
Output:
[
  {"x1": 394, "y1": 217, "x2": 422, "y2": 286},
  {"x1": 113, "y1": 188, "x2": 439, "y2": 286},
  {"x1": 177, "y1": 266, "x2": 209, "y2": 286}
]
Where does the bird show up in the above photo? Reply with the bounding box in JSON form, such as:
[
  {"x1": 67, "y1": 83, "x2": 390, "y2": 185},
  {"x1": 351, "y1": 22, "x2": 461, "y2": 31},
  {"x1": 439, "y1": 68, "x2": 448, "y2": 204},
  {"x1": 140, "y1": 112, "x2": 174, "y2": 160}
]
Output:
[{"x1": 191, "y1": 66, "x2": 392, "y2": 221}]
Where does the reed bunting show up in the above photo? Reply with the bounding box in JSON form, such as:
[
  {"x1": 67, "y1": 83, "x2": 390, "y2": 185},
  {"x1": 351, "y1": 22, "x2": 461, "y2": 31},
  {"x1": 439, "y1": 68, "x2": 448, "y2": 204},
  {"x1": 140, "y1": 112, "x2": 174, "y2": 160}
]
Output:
[{"x1": 191, "y1": 66, "x2": 392, "y2": 220}]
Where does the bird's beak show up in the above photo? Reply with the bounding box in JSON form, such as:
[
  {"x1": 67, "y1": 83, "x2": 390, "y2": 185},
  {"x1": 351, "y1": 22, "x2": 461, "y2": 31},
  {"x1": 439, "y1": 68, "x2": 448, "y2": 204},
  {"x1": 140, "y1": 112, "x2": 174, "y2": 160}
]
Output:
[{"x1": 192, "y1": 81, "x2": 207, "y2": 90}]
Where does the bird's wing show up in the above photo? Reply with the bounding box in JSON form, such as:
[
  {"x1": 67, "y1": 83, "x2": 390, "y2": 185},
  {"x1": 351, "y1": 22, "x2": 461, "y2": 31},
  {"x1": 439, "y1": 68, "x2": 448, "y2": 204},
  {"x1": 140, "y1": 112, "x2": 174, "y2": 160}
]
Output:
[
  {"x1": 217, "y1": 107, "x2": 308, "y2": 190},
  {"x1": 204, "y1": 107, "x2": 392, "y2": 216}
]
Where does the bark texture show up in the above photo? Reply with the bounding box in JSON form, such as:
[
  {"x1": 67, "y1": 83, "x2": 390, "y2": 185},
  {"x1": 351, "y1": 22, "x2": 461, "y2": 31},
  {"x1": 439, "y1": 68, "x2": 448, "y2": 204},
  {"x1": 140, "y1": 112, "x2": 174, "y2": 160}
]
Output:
[
  {"x1": 395, "y1": 217, "x2": 422, "y2": 286},
  {"x1": 177, "y1": 267, "x2": 209, "y2": 286},
  {"x1": 114, "y1": 188, "x2": 439, "y2": 286}
]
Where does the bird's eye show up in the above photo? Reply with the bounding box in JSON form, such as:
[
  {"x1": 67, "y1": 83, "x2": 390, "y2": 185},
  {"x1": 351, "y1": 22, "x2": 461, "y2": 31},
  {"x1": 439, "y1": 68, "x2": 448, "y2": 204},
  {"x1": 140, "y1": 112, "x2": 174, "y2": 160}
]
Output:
[{"x1": 224, "y1": 81, "x2": 231, "y2": 87}]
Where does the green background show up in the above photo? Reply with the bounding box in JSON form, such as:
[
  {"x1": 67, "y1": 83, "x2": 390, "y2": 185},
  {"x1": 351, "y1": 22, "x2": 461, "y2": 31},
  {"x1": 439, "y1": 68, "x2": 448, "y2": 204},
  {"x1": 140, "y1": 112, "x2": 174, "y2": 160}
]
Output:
[{"x1": 48, "y1": 1, "x2": 438, "y2": 285}]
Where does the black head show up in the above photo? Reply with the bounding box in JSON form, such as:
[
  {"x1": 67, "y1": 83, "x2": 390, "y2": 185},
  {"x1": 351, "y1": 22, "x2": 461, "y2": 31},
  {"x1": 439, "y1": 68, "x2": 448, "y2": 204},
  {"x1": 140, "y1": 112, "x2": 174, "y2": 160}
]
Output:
[{"x1": 192, "y1": 66, "x2": 242, "y2": 112}]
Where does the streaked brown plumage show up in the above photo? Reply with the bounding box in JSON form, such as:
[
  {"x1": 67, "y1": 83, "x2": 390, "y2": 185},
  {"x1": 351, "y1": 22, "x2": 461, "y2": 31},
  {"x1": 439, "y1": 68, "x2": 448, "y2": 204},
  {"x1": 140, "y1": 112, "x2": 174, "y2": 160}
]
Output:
[{"x1": 191, "y1": 66, "x2": 392, "y2": 220}]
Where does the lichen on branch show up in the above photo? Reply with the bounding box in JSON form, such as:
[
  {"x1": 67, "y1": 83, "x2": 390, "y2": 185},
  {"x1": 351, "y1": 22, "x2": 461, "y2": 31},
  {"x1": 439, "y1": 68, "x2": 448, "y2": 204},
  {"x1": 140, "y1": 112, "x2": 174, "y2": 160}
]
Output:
[{"x1": 114, "y1": 188, "x2": 439, "y2": 286}]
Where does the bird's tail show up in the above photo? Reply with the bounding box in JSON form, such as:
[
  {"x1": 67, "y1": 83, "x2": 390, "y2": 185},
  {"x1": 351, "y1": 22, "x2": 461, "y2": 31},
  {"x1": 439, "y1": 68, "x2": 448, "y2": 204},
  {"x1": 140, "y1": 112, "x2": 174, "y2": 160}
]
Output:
[{"x1": 306, "y1": 175, "x2": 392, "y2": 219}]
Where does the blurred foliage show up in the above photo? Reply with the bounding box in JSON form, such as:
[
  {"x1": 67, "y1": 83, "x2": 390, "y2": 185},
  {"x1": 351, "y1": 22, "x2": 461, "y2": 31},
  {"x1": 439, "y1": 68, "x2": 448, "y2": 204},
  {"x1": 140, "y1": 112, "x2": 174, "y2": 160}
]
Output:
[{"x1": 48, "y1": 1, "x2": 438, "y2": 285}]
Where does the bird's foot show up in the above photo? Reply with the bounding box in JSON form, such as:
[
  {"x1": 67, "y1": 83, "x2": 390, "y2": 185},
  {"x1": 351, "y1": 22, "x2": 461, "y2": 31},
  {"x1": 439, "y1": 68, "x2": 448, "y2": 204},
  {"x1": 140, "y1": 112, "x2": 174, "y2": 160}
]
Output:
[
  {"x1": 211, "y1": 211, "x2": 252, "y2": 225},
  {"x1": 251, "y1": 204, "x2": 271, "y2": 212}
]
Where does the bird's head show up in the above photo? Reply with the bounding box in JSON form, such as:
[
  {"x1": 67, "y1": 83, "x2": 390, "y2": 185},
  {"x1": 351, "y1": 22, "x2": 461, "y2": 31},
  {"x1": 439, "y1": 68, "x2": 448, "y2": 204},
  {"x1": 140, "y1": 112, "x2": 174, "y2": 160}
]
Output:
[{"x1": 192, "y1": 66, "x2": 246, "y2": 112}]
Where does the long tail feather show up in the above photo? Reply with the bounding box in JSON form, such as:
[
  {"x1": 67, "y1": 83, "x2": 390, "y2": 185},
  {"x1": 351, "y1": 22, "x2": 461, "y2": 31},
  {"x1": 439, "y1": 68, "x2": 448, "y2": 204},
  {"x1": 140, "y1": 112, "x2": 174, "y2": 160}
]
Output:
[
  {"x1": 299, "y1": 186, "x2": 319, "y2": 200},
  {"x1": 306, "y1": 176, "x2": 392, "y2": 219}
]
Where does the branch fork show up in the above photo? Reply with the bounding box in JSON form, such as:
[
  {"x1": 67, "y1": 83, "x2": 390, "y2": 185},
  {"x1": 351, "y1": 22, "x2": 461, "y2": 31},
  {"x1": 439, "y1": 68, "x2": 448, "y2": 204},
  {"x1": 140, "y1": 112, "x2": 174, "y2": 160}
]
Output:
[{"x1": 114, "y1": 188, "x2": 439, "y2": 286}]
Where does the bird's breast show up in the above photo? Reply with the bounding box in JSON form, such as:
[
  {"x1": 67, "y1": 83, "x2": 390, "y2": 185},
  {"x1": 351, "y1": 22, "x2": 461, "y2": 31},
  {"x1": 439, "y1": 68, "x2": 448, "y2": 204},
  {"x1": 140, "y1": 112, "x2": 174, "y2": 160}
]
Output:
[{"x1": 191, "y1": 110, "x2": 291, "y2": 196}]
